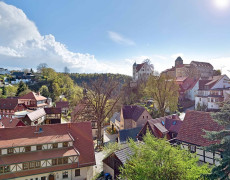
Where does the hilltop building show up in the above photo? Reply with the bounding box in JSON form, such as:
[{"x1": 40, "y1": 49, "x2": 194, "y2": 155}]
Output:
[
  {"x1": 131, "y1": 60, "x2": 154, "y2": 87},
  {"x1": 162, "y1": 57, "x2": 214, "y2": 79}
]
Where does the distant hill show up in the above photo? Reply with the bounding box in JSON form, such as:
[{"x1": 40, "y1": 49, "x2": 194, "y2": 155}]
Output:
[{"x1": 69, "y1": 73, "x2": 132, "y2": 86}]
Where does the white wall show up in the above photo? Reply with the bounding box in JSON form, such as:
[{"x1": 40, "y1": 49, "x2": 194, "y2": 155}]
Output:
[{"x1": 212, "y1": 75, "x2": 230, "y2": 89}]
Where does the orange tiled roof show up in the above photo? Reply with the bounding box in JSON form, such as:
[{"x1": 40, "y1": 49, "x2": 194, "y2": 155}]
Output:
[{"x1": 19, "y1": 92, "x2": 47, "y2": 101}]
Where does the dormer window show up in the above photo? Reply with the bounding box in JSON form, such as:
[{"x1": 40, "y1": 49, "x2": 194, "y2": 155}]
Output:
[
  {"x1": 7, "y1": 148, "x2": 14, "y2": 154},
  {"x1": 53, "y1": 143, "x2": 58, "y2": 149},
  {"x1": 63, "y1": 142, "x2": 68, "y2": 147},
  {"x1": 25, "y1": 146, "x2": 31, "y2": 152},
  {"x1": 37, "y1": 145, "x2": 42, "y2": 151},
  {"x1": 52, "y1": 159, "x2": 57, "y2": 166},
  {"x1": 29, "y1": 162, "x2": 35, "y2": 169}
]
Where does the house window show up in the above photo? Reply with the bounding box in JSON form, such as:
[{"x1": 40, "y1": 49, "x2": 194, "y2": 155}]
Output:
[
  {"x1": 189, "y1": 145, "x2": 196, "y2": 153},
  {"x1": 4, "y1": 166, "x2": 10, "y2": 173},
  {"x1": 62, "y1": 171, "x2": 68, "y2": 179},
  {"x1": 29, "y1": 162, "x2": 35, "y2": 169},
  {"x1": 63, "y1": 142, "x2": 68, "y2": 147},
  {"x1": 41, "y1": 177, "x2": 46, "y2": 180},
  {"x1": 23, "y1": 163, "x2": 29, "y2": 170},
  {"x1": 52, "y1": 159, "x2": 57, "y2": 166},
  {"x1": 58, "y1": 158, "x2": 63, "y2": 164},
  {"x1": 37, "y1": 145, "x2": 42, "y2": 150},
  {"x1": 143, "y1": 116, "x2": 144, "y2": 119},
  {"x1": 35, "y1": 161, "x2": 41, "y2": 168},
  {"x1": 25, "y1": 146, "x2": 31, "y2": 152},
  {"x1": 53, "y1": 143, "x2": 58, "y2": 149},
  {"x1": 7, "y1": 148, "x2": 14, "y2": 154},
  {"x1": 75, "y1": 169, "x2": 80, "y2": 177},
  {"x1": 0, "y1": 166, "x2": 4, "y2": 174},
  {"x1": 63, "y1": 157, "x2": 68, "y2": 164},
  {"x1": 147, "y1": 116, "x2": 148, "y2": 119}
]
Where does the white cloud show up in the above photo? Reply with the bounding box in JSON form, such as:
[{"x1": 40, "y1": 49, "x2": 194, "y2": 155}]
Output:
[
  {"x1": 108, "y1": 31, "x2": 135, "y2": 46},
  {"x1": 0, "y1": 2, "x2": 133, "y2": 75}
]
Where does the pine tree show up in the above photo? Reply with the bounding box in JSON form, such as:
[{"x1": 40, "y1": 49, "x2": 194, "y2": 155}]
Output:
[
  {"x1": 204, "y1": 103, "x2": 230, "y2": 179},
  {"x1": 2, "y1": 86, "x2": 6, "y2": 95},
  {"x1": 16, "y1": 81, "x2": 28, "y2": 96}
]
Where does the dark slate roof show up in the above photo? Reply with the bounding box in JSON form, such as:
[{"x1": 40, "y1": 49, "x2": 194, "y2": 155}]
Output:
[
  {"x1": 12, "y1": 72, "x2": 25, "y2": 78},
  {"x1": 56, "y1": 101, "x2": 69, "y2": 109},
  {"x1": 119, "y1": 127, "x2": 142, "y2": 143},
  {"x1": 44, "y1": 107, "x2": 62, "y2": 114},
  {"x1": 122, "y1": 105, "x2": 146, "y2": 122},
  {"x1": 114, "y1": 147, "x2": 132, "y2": 165},
  {"x1": 175, "y1": 56, "x2": 183, "y2": 62},
  {"x1": 176, "y1": 111, "x2": 223, "y2": 146}
]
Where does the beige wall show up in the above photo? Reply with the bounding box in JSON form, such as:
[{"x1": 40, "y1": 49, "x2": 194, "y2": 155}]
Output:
[
  {"x1": 15, "y1": 166, "x2": 94, "y2": 180},
  {"x1": 103, "y1": 163, "x2": 114, "y2": 180}
]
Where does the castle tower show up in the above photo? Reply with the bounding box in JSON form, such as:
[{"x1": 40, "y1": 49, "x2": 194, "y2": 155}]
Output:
[{"x1": 175, "y1": 56, "x2": 183, "y2": 67}]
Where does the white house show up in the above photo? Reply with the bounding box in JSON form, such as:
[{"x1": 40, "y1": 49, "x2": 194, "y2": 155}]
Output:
[
  {"x1": 132, "y1": 60, "x2": 154, "y2": 81},
  {"x1": 195, "y1": 75, "x2": 230, "y2": 111}
]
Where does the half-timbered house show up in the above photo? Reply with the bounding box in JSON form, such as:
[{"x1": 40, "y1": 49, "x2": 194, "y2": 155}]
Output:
[
  {"x1": 0, "y1": 122, "x2": 95, "y2": 180},
  {"x1": 176, "y1": 110, "x2": 223, "y2": 165}
]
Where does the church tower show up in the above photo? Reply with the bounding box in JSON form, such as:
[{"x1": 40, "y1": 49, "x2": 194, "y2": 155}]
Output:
[{"x1": 175, "y1": 56, "x2": 183, "y2": 67}]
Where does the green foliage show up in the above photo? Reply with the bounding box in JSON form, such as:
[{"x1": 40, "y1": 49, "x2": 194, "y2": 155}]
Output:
[
  {"x1": 39, "y1": 85, "x2": 50, "y2": 97},
  {"x1": 16, "y1": 81, "x2": 28, "y2": 96},
  {"x1": 145, "y1": 75, "x2": 179, "y2": 117},
  {"x1": 120, "y1": 132, "x2": 211, "y2": 180},
  {"x1": 5, "y1": 85, "x2": 17, "y2": 97},
  {"x1": 70, "y1": 73, "x2": 131, "y2": 87},
  {"x1": 103, "y1": 142, "x2": 123, "y2": 157},
  {"x1": 196, "y1": 102, "x2": 207, "y2": 111},
  {"x1": 204, "y1": 103, "x2": 230, "y2": 179}
]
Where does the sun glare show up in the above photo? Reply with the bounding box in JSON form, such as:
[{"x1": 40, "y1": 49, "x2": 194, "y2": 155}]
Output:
[{"x1": 213, "y1": 0, "x2": 230, "y2": 9}]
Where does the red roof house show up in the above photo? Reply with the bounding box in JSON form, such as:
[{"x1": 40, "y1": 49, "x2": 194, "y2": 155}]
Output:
[{"x1": 0, "y1": 122, "x2": 95, "y2": 179}]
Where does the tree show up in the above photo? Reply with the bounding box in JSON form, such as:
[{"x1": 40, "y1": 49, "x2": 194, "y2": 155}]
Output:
[
  {"x1": 214, "y1": 69, "x2": 221, "y2": 76},
  {"x1": 120, "y1": 132, "x2": 211, "y2": 180},
  {"x1": 64, "y1": 66, "x2": 70, "y2": 74},
  {"x1": 145, "y1": 74, "x2": 179, "y2": 117},
  {"x1": 5, "y1": 85, "x2": 17, "y2": 97},
  {"x1": 37, "y1": 63, "x2": 48, "y2": 73},
  {"x1": 30, "y1": 68, "x2": 34, "y2": 74},
  {"x1": 16, "y1": 81, "x2": 28, "y2": 96},
  {"x1": 204, "y1": 103, "x2": 230, "y2": 179},
  {"x1": 2, "y1": 86, "x2": 6, "y2": 96},
  {"x1": 84, "y1": 77, "x2": 121, "y2": 145},
  {"x1": 39, "y1": 85, "x2": 50, "y2": 97}
]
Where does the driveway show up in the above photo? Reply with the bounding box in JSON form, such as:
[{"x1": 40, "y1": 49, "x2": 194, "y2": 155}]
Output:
[{"x1": 103, "y1": 126, "x2": 118, "y2": 145}]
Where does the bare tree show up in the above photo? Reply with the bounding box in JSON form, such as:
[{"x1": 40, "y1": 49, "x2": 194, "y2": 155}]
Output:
[
  {"x1": 37, "y1": 63, "x2": 48, "y2": 73},
  {"x1": 84, "y1": 77, "x2": 121, "y2": 146}
]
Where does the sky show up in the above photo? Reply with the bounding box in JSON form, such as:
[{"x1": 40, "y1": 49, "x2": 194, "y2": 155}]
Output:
[{"x1": 1, "y1": 0, "x2": 230, "y2": 76}]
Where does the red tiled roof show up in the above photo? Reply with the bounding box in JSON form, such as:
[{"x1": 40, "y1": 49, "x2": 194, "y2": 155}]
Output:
[
  {"x1": 19, "y1": 92, "x2": 47, "y2": 101},
  {"x1": 176, "y1": 111, "x2": 223, "y2": 146},
  {"x1": 0, "y1": 117, "x2": 25, "y2": 128},
  {"x1": 122, "y1": 105, "x2": 146, "y2": 122},
  {"x1": 0, "y1": 98, "x2": 19, "y2": 110},
  {"x1": 0, "y1": 122, "x2": 95, "y2": 178},
  {"x1": 199, "y1": 75, "x2": 224, "y2": 90},
  {"x1": 136, "y1": 63, "x2": 145, "y2": 72},
  {"x1": 56, "y1": 101, "x2": 69, "y2": 108}
]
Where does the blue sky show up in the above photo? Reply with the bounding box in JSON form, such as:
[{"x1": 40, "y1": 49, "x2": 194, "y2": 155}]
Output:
[{"x1": 1, "y1": 0, "x2": 230, "y2": 75}]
